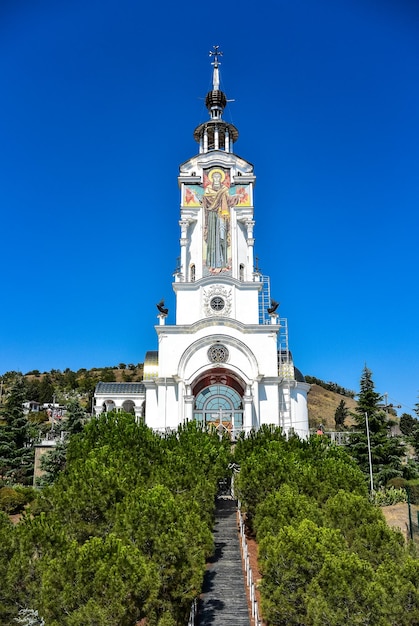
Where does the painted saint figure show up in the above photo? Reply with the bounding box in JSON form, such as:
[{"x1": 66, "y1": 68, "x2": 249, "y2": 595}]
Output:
[{"x1": 202, "y1": 168, "x2": 239, "y2": 271}]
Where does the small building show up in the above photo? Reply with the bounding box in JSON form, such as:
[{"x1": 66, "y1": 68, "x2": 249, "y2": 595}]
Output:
[
  {"x1": 94, "y1": 382, "x2": 145, "y2": 421},
  {"x1": 23, "y1": 401, "x2": 41, "y2": 414}
]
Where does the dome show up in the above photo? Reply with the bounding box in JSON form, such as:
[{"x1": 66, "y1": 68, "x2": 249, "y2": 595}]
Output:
[
  {"x1": 294, "y1": 367, "x2": 306, "y2": 383},
  {"x1": 206, "y1": 89, "x2": 227, "y2": 110}
]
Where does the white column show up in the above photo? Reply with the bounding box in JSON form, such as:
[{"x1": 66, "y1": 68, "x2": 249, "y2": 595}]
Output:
[
  {"x1": 243, "y1": 386, "x2": 253, "y2": 434},
  {"x1": 184, "y1": 387, "x2": 194, "y2": 423},
  {"x1": 214, "y1": 125, "x2": 219, "y2": 150},
  {"x1": 225, "y1": 127, "x2": 230, "y2": 153},
  {"x1": 179, "y1": 219, "x2": 189, "y2": 280},
  {"x1": 203, "y1": 128, "x2": 208, "y2": 152},
  {"x1": 246, "y1": 220, "x2": 255, "y2": 276},
  {"x1": 134, "y1": 403, "x2": 143, "y2": 423}
]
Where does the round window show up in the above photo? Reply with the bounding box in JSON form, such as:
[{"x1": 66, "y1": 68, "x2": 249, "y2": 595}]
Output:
[
  {"x1": 210, "y1": 296, "x2": 225, "y2": 311},
  {"x1": 208, "y1": 344, "x2": 229, "y2": 363}
]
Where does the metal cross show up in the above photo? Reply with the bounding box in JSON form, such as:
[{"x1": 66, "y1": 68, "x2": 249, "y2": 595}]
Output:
[{"x1": 209, "y1": 45, "x2": 223, "y2": 67}]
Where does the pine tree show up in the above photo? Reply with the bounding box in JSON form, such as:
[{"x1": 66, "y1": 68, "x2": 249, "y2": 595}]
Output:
[
  {"x1": 65, "y1": 400, "x2": 86, "y2": 435},
  {"x1": 334, "y1": 399, "x2": 349, "y2": 430},
  {"x1": 0, "y1": 376, "x2": 34, "y2": 484},
  {"x1": 347, "y1": 366, "x2": 405, "y2": 489}
]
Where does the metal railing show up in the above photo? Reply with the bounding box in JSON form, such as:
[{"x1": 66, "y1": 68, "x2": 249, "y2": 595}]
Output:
[
  {"x1": 188, "y1": 598, "x2": 197, "y2": 625},
  {"x1": 238, "y1": 500, "x2": 262, "y2": 626}
]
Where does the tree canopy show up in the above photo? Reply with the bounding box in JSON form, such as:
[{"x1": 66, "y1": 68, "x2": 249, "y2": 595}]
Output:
[
  {"x1": 0, "y1": 413, "x2": 231, "y2": 625},
  {"x1": 235, "y1": 424, "x2": 419, "y2": 625}
]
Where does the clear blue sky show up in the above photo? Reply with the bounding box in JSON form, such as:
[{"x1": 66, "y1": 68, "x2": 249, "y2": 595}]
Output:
[{"x1": 1, "y1": 0, "x2": 418, "y2": 415}]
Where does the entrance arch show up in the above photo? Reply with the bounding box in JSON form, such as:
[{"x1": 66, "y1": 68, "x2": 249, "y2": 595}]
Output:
[{"x1": 192, "y1": 369, "x2": 244, "y2": 437}]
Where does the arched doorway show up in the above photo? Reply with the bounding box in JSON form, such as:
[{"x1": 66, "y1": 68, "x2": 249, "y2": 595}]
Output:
[
  {"x1": 122, "y1": 399, "x2": 135, "y2": 415},
  {"x1": 192, "y1": 369, "x2": 244, "y2": 437}
]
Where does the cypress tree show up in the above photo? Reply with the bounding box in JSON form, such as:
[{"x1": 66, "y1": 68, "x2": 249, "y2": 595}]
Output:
[{"x1": 334, "y1": 399, "x2": 349, "y2": 430}]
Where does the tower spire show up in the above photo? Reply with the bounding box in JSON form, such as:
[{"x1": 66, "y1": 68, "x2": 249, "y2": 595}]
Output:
[
  {"x1": 209, "y1": 44, "x2": 223, "y2": 91},
  {"x1": 193, "y1": 46, "x2": 238, "y2": 153}
]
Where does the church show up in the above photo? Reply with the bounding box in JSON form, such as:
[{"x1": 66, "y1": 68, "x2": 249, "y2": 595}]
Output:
[{"x1": 94, "y1": 48, "x2": 310, "y2": 439}]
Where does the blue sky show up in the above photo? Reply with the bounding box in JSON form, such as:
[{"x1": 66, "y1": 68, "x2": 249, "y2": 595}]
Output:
[{"x1": 1, "y1": 0, "x2": 418, "y2": 415}]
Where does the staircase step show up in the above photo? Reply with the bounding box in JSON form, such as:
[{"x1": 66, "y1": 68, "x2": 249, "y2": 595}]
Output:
[{"x1": 198, "y1": 496, "x2": 251, "y2": 625}]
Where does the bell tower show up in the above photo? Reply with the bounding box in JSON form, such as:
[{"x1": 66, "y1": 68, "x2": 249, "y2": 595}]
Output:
[{"x1": 174, "y1": 46, "x2": 258, "y2": 327}]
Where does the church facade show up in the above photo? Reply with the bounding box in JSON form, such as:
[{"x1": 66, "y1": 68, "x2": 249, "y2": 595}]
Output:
[{"x1": 94, "y1": 48, "x2": 310, "y2": 438}]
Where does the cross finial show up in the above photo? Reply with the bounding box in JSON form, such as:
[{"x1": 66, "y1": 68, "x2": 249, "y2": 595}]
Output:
[{"x1": 209, "y1": 45, "x2": 223, "y2": 68}]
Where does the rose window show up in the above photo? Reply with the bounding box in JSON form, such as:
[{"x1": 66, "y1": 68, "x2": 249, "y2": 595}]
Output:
[{"x1": 208, "y1": 344, "x2": 229, "y2": 363}]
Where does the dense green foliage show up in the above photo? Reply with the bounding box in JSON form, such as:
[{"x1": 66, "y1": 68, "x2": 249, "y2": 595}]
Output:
[
  {"x1": 235, "y1": 426, "x2": 419, "y2": 625},
  {"x1": 400, "y1": 412, "x2": 419, "y2": 437},
  {"x1": 2, "y1": 366, "x2": 419, "y2": 624},
  {"x1": 0, "y1": 413, "x2": 231, "y2": 625},
  {"x1": 0, "y1": 377, "x2": 35, "y2": 484}
]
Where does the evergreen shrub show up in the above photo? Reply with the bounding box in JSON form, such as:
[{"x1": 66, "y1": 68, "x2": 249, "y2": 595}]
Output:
[
  {"x1": 406, "y1": 480, "x2": 419, "y2": 505},
  {"x1": 0, "y1": 485, "x2": 36, "y2": 514},
  {"x1": 0, "y1": 486, "x2": 26, "y2": 514},
  {"x1": 387, "y1": 477, "x2": 408, "y2": 489}
]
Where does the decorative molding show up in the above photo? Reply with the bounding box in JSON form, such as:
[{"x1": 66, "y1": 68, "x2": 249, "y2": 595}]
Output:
[{"x1": 203, "y1": 284, "x2": 232, "y2": 317}]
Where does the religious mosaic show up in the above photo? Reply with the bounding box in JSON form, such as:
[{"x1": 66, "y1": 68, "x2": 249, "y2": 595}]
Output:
[{"x1": 183, "y1": 167, "x2": 250, "y2": 274}]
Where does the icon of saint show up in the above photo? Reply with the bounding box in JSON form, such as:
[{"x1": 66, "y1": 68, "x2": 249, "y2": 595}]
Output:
[{"x1": 202, "y1": 169, "x2": 239, "y2": 271}]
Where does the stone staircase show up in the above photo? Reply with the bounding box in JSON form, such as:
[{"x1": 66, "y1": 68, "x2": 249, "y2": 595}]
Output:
[{"x1": 197, "y1": 496, "x2": 251, "y2": 625}]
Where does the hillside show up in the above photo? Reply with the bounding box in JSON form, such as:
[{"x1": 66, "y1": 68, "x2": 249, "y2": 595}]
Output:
[{"x1": 307, "y1": 383, "x2": 358, "y2": 431}]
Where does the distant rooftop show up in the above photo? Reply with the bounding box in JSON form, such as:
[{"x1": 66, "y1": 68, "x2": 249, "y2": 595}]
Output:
[{"x1": 95, "y1": 382, "x2": 145, "y2": 394}]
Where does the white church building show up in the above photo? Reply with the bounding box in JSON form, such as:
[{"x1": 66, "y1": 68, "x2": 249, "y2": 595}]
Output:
[{"x1": 94, "y1": 48, "x2": 310, "y2": 439}]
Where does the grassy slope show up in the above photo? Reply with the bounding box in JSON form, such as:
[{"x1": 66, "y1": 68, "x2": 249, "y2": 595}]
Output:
[{"x1": 307, "y1": 383, "x2": 358, "y2": 431}]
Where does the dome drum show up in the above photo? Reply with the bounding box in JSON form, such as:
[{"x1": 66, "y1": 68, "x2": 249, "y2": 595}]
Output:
[{"x1": 193, "y1": 121, "x2": 239, "y2": 149}]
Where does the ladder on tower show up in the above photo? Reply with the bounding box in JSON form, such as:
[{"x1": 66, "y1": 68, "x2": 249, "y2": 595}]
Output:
[
  {"x1": 278, "y1": 317, "x2": 293, "y2": 432},
  {"x1": 258, "y1": 275, "x2": 271, "y2": 325}
]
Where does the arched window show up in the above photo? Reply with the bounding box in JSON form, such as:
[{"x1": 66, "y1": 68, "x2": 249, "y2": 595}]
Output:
[
  {"x1": 239, "y1": 263, "x2": 245, "y2": 281},
  {"x1": 194, "y1": 384, "x2": 243, "y2": 437},
  {"x1": 190, "y1": 264, "x2": 196, "y2": 282}
]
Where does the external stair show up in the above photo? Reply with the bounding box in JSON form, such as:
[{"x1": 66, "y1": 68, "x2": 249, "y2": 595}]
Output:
[{"x1": 198, "y1": 495, "x2": 251, "y2": 625}]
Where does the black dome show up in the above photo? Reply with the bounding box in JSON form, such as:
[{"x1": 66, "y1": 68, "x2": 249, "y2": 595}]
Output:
[
  {"x1": 205, "y1": 89, "x2": 227, "y2": 110},
  {"x1": 294, "y1": 367, "x2": 306, "y2": 383}
]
